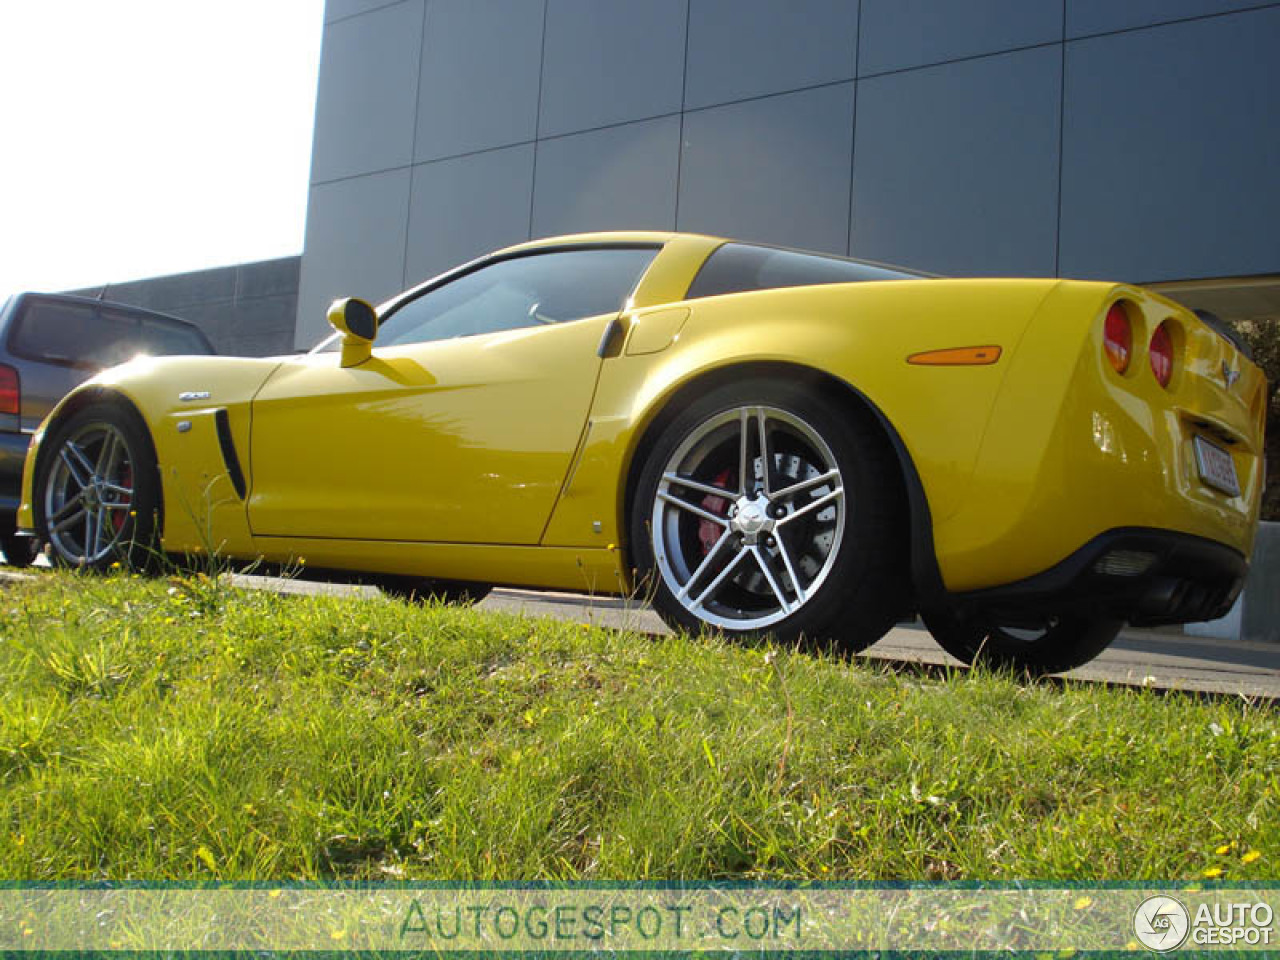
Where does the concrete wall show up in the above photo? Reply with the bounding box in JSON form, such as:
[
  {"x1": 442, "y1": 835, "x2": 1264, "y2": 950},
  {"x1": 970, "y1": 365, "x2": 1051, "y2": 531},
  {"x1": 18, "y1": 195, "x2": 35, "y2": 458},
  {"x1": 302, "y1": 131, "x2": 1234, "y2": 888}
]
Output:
[
  {"x1": 67, "y1": 256, "x2": 300, "y2": 357},
  {"x1": 295, "y1": 0, "x2": 1280, "y2": 347}
]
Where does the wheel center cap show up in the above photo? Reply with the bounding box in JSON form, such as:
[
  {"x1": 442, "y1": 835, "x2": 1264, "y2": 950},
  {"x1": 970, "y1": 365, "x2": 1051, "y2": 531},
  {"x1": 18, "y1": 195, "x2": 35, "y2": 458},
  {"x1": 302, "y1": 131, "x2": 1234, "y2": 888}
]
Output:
[
  {"x1": 731, "y1": 494, "x2": 774, "y2": 543},
  {"x1": 83, "y1": 485, "x2": 100, "y2": 509}
]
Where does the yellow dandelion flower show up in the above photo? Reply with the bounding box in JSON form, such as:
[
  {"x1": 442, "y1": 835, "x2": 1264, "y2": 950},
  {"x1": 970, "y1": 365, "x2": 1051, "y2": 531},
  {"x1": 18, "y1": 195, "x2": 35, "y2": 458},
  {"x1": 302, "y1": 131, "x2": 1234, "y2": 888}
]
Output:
[
  {"x1": 1203, "y1": 866, "x2": 1224, "y2": 878},
  {"x1": 330, "y1": 930, "x2": 346, "y2": 942},
  {"x1": 268, "y1": 889, "x2": 283, "y2": 899},
  {"x1": 1242, "y1": 850, "x2": 1262, "y2": 864},
  {"x1": 1073, "y1": 896, "x2": 1093, "y2": 911},
  {"x1": 297, "y1": 556, "x2": 306, "y2": 566},
  {"x1": 1215, "y1": 843, "x2": 1232, "y2": 855}
]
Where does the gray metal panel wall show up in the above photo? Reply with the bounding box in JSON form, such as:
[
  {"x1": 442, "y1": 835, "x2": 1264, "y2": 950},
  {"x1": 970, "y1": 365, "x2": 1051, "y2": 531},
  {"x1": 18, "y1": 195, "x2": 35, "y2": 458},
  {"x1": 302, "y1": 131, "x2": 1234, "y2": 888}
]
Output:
[
  {"x1": 851, "y1": 47, "x2": 1062, "y2": 277},
  {"x1": 1059, "y1": 6, "x2": 1280, "y2": 281},
  {"x1": 299, "y1": 0, "x2": 1280, "y2": 346}
]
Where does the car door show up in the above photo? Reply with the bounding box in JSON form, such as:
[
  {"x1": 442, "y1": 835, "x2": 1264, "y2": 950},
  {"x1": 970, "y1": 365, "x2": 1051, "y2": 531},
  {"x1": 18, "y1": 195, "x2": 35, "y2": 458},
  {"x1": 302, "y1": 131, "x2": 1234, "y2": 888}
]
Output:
[{"x1": 246, "y1": 245, "x2": 659, "y2": 545}]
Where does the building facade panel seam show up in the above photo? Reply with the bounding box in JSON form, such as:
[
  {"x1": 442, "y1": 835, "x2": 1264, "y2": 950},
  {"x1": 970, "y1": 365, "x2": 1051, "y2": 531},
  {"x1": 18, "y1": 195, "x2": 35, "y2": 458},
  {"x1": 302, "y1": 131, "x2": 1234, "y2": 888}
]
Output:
[
  {"x1": 325, "y1": 0, "x2": 417, "y2": 27},
  {"x1": 1064, "y1": 0, "x2": 1280, "y2": 42}
]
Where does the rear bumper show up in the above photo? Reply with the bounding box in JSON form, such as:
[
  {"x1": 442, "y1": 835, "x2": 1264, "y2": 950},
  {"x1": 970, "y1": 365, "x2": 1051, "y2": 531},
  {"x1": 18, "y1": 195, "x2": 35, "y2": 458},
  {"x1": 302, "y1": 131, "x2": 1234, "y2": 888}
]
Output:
[
  {"x1": 932, "y1": 281, "x2": 1264, "y2": 593},
  {"x1": 0, "y1": 430, "x2": 32, "y2": 528},
  {"x1": 953, "y1": 527, "x2": 1247, "y2": 626}
]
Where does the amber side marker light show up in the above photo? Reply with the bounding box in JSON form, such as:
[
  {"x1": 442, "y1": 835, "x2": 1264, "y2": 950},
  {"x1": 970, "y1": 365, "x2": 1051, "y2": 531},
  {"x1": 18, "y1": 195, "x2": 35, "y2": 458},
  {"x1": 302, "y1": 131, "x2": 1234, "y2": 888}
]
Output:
[{"x1": 907, "y1": 346, "x2": 1002, "y2": 366}]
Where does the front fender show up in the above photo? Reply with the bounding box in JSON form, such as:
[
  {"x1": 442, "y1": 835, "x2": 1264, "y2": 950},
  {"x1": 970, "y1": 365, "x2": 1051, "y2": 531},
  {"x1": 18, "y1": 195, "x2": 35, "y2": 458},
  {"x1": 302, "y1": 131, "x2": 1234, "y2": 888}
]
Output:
[{"x1": 19, "y1": 355, "x2": 283, "y2": 554}]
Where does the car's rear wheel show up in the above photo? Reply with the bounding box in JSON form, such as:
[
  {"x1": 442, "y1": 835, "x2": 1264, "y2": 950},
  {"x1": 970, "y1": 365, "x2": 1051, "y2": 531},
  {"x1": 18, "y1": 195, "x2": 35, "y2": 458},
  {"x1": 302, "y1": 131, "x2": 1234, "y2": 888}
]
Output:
[
  {"x1": 0, "y1": 532, "x2": 38, "y2": 567},
  {"x1": 631, "y1": 379, "x2": 908, "y2": 651},
  {"x1": 34, "y1": 403, "x2": 161, "y2": 571},
  {"x1": 922, "y1": 609, "x2": 1123, "y2": 674}
]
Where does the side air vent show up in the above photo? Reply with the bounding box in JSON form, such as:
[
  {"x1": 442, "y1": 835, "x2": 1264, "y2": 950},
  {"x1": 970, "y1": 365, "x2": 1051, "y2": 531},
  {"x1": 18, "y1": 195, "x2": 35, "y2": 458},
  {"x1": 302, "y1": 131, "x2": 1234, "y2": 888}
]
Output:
[{"x1": 214, "y1": 408, "x2": 247, "y2": 500}]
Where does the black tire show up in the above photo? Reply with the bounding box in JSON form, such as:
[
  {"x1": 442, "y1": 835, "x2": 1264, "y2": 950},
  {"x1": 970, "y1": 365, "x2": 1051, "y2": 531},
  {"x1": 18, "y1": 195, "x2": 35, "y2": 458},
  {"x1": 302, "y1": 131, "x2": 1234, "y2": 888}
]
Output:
[
  {"x1": 0, "y1": 532, "x2": 39, "y2": 568},
  {"x1": 630, "y1": 378, "x2": 909, "y2": 652},
  {"x1": 922, "y1": 609, "x2": 1123, "y2": 675},
  {"x1": 33, "y1": 402, "x2": 161, "y2": 572},
  {"x1": 376, "y1": 576, "x2": 492, "y2": 606}
]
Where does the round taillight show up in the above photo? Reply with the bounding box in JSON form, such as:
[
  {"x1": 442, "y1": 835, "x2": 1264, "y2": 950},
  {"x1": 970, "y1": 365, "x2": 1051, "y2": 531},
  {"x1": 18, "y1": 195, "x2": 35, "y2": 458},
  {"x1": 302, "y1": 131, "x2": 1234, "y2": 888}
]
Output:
[
  {"x1": 1149, "y1": 321, "x2": 1174, "y2": 388},
  {"x1": 1104, "y1": 302, "x2": 1131, "y2": 373}
]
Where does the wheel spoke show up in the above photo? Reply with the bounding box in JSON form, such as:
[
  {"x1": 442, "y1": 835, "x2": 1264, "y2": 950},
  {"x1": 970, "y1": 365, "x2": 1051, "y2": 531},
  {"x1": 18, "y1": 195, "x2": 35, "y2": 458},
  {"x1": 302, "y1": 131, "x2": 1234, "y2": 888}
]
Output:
[
  {"x1": 101, "y1": 500, "x2": 132, "y2": 512},
  {"x1": 95, "y1": 431, "x2": 119, "y2": 476},
  {"x1": 59, "y1": 448, "x2": 91, "y2": 490},
  {"x1": 689, "y1": 547, "x2": 750, "y2": 612},
  {"x1": 657, "y1": 490, "x2": 729, "y2": 527},
  {"x1": 99, "y1": 507, "x2": 118, "y2": 551},
  {"x1": 661, "y1": 472, "x2": 735, "y2": 501},
  {"x1": 754, "y1": 407, "x2": 771, "y2": 496},
  {"x1": 51, "y1": 506, "x2": 88, "y2": 535},
  {"x1": 90, "y1": 509, "x2": 108, "y2": 556},
  {"x1": 82, "y1": 510, "x2": 93, "y2": 558},
  {"x1": 773, "y1": 531, "x2": 808, "y2": 605},
  {"x1": 51, "y1": 495, "x2": 85, "y2": 525},
  {"x1": 675, "y1": 529, "x2": 734, "y2": 602},
  {"x1": 772, "y1": 468, "x2": 840, "y2": 502},
  {"x1": 100, "y1": 481, "x2": 133, "y2": 498},
  {"x1": 737, "y1": 408, "x2": 750, "y2": 495},
  {"x1": 777, "y1": 486, "x2": 843, "y2": 526},
  {"x1": 749, "y1": 544, "x2": 792, "y2": 615},
  {"x1": 65, "y1": 441, "x2": 97, "y2": 483}
]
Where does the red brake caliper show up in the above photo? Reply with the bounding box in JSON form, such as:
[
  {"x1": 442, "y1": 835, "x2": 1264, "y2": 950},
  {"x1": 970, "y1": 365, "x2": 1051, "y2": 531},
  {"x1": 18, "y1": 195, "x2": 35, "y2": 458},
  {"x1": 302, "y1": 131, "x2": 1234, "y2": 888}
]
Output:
[{"x1": 698, "y1": 468, "x2": 732, "y2": 554}]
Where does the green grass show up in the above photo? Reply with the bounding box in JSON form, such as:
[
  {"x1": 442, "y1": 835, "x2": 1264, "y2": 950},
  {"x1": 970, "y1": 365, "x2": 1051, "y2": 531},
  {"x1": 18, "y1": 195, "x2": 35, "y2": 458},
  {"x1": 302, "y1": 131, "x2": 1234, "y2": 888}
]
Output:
[{"x1": 0, "y1": 569, "x2": 1276, "y2": 881}]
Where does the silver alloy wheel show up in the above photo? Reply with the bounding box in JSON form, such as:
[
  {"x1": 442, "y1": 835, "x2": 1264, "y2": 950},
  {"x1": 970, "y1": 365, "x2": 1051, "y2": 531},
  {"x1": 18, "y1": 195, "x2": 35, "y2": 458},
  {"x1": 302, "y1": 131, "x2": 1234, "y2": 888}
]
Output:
[
  {"x1": 651, "y1": 404, "x2": 846, "y2": 630},
  {"x1": 43, "y1": 421, "x2": 135, "y2": 566}
]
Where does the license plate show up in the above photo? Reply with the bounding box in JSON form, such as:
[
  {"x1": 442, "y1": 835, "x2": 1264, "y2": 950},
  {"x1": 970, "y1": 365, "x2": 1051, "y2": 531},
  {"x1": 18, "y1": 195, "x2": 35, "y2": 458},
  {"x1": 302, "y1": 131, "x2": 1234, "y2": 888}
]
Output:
[{"x1": 1193, "y1": 435, "x2": 1240, "y2": 496}]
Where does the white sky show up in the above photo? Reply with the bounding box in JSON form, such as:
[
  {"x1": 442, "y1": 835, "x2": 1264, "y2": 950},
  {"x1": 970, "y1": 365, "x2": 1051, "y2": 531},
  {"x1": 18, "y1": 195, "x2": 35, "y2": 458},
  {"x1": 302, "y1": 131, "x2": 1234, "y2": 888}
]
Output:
[{"x1": 0, "y1": 0, "x2": 323, "y2": 296}]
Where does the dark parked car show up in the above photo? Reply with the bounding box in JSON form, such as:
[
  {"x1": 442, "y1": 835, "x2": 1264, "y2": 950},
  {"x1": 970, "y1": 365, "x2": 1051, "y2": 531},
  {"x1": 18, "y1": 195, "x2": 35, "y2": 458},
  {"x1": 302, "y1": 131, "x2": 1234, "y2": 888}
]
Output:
[{"x1": 0, "y1": 292, "x2": 215, "y2": 564}]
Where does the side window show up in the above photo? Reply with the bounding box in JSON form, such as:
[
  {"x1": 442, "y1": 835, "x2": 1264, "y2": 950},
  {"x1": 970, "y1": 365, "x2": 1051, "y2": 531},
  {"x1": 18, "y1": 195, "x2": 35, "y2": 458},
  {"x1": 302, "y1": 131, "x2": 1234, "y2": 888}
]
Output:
[
  {"x1": 376, "y1": 247, "x2": 658, "y2": 349},
  {"x1": 685, "y1": 243, "x2": 920, "y2": 300}
]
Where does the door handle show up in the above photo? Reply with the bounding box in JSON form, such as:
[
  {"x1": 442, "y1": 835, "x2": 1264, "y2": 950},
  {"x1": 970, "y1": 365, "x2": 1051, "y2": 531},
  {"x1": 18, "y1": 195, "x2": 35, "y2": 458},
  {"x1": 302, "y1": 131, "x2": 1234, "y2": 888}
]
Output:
[{"x1": 597, "y1": 314, "x2": 629, "y2": 358}]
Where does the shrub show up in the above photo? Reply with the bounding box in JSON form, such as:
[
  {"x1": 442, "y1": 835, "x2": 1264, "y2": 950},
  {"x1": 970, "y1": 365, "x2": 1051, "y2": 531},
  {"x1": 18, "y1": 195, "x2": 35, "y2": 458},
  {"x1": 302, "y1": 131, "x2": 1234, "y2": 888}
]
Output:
[{"x1": 1232, "y1": 319, "x2": 1279, "y2": 522}]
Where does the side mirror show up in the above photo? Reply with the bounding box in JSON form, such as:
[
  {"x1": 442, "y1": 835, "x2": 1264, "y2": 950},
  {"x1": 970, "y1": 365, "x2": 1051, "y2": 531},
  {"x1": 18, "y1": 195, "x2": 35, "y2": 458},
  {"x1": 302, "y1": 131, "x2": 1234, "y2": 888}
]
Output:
[{"x1": 328, "y1": 297, "x2": 378, "y2": 367}]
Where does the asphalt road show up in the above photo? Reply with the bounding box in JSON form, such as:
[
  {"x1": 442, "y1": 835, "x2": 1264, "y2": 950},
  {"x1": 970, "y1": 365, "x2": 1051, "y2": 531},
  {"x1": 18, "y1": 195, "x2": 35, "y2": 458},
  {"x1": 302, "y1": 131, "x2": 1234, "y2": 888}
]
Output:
[{"x1": 216, "y1": 574, "x2": 1280, "y2": 700}]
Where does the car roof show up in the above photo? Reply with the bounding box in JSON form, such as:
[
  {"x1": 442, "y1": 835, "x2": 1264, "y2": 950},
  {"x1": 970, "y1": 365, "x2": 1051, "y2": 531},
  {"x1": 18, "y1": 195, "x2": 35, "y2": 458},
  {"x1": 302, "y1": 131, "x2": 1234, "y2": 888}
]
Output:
[
  {"x1": 10, "y1": 291, "x2": 203, "y2": 331},
  {"x1": 495, "y1": 231, "x2": 722, "y2": 255}
]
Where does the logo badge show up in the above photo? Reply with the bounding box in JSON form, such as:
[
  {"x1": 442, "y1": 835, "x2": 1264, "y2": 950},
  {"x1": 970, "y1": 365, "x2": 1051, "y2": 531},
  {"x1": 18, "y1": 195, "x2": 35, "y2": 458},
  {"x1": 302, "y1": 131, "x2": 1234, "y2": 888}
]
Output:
[
  {"x1": 1222, "y1": 362, "x2": 1240, "y2": 389},
  {"x1": 178, "y1": 391, "x2": 211, "y2": 402},
  {"x1": 1134, "y1": 895, "x2": 1190, "y2": 952}
]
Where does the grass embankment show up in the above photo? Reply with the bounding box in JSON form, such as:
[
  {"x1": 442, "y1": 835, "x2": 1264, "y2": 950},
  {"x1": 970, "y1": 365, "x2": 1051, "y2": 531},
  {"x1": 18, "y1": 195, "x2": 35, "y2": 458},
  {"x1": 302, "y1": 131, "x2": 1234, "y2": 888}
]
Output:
[{"x1": 0, "y1": 570, "x2": 1276, "y2": 881}]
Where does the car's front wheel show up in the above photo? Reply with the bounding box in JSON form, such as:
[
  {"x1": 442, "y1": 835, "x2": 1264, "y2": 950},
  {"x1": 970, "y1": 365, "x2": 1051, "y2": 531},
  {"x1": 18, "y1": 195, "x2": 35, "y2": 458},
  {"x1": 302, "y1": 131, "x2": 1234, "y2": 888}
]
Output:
[
  {"x1": 631, "y1": 379, "x2": 908, "y2": 651},
  {"x1": 34, "y1": 402, "x2": 161, "y2": 571},
  {"x1": 922, "y1": 609, "x2": 1123, "y2": 674}
]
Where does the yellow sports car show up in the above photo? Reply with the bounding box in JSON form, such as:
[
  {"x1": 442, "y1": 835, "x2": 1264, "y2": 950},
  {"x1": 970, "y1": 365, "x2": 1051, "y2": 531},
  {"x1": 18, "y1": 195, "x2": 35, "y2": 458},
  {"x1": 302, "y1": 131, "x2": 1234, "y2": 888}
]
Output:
[{"x1": 17, "y1": 232, "x2": 1267, "y2": 672}]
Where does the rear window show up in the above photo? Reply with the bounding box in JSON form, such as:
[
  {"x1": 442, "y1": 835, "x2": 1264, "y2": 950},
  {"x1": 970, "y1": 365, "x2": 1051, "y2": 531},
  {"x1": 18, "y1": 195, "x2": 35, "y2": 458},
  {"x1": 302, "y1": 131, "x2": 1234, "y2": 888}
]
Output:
[
  {"x1": 9, "y1": 300, "x2": 212, "y2": 369},
  {"x1": 686, "y1": 243, "x2": 923, "y2": 300}
]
